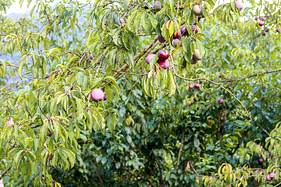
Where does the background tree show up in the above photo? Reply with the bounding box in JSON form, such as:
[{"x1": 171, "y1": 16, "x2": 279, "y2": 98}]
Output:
[{"x1": 0, "y1": 0, "x2": 281, "y2": 186}]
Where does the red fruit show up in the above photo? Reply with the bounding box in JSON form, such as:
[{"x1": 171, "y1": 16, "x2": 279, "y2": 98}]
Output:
[
  {"x1": 173, "y1": 30, "x2": 181, "y2": 38},
  {"x1": 235, "y1": 1, "x2": 244, "y2": 11},
  {"x1": 260, "y1": 16, "x2": 265, "y2": 21},
  {"x1": 219, "y1": 74, "x2": 222, "y2": 78},
  {"x1": 192, "y1": 25, "x2": 199, "y2": 34},
  {"x1": 153, "y1": 1, "x2": 161, "y2": 10},
  {"x1": 181, "y1": 26, "x2": 187, "y2": 36},
  {"x1": 227, "y1": 77, "x2": 232, "y2": 82},
  {"x1": 189, "y1": 84, "x2": 194, "y2": 89},
  {"x1": 262, "y1": 32, "x2": 266, "y2": 36},
  {"x1": 158, "y1": 35, "x2": 166, "y2": 43},
  {"x1": 259, "y1": 21, "x2": 264, "y2": 26},
  {"x1": 158, "y1": 50, "x2": 169, "y2": 60},
  {"x1": 194, "y1": 83, "x2": 200, "y2": 88},
  {"x1": 6, "y1": 118, "x2": 14, "y2": 127},
  {"x1": 276, "y1": 28, "x2": 280, "y2": 32},
  {"x1": 218, "y1": 99, "x2": 224, "y2": 104},
  {"x1": 146, "y1": 54, "x2": 156, "y2": 64},
  {"x1": 259, "y1": 158, "x2": 263, "y2": 163},
  {"x1": 91, "y1": 89, "x2": 105, "y2": 102},
  {"x1": 157, "y1": 59, "x2": 169, "y2": 69}
]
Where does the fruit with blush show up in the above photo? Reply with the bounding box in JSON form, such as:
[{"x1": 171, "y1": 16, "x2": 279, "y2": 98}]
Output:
[
  {"x1": 227, "y1": 77, "x2": 232, "y2": 82},
  {"x1": 259, "y1": 21, "x2": 264, "y2": 26},
  {"x1": 89, "y1": 54, "x2": 93, "y2": 60},
  {"x1": 158, "y1": 50, "x2": 169, "y2": 60},
  {"x1": 91, "y1": 89, "x2": 105, "y2": 102},
  {"x1": 6, "y1": 118, "x2": 14, "y2": 127},
  {"x1": 146, "y1": 54, "x2": 156, "y2": 64},
  {"x1": 153, "y1": 1, "x2": 161, "y2": 10},
  {"x1": 173, "y1": 30, "x2": 181, "y2": 38},
  {"x1": 260, "y1": 16, "x2": 265, "y2": 21},
  {"x1": 172, "y1": 39, "x2": 180, "y2": 47},
  {"x1": 193, "y1": 49, "x2": 202, "y2": 60},
  {"x1": 192, "y1": 25, "x2": 199, "y2": 34},
  {"x1": 192, "y1": 5, "x2": 202, "y2": 16},
  {"x1": 218, "y1": 99, "x2": 224, "y2": 104},
  {"x1": 157, "y1": 59, "x2": 169, "y2": 69},
  {"x1": 235, "y1": 1, "x2": 244, "y2": 11},
  {"x1": 189, "y1": 84, "x2": 194, "y2": 89},
  {"x1": 255, "y1": 16, "x2": 258, "y2": 20},
  {"x1": 181, "y1": 26, "x2": 187, "y2": 36},
  {"x1": 194, "y1": 83, "x2": 200, "y2": 88},
  {"x1": 262, "y1": 32, "x2": 266, "y2": 36},
  {"x1": 266, "y1": 176, "x2": 271, "y2": 181},
  {"x1": 269, "y1": 173, "x2": 275, "y2": 178}
]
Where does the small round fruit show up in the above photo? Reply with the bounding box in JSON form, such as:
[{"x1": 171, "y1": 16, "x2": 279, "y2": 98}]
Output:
[
  {"x1": 194, "y1": 83, "x2": 200, "y2": 88},
  {"x1": 146, "y1": 54, "x2": 156, "y2": 64},
  {"x1": 158, "y1": 35, "x2": 166, "y2": 43},
  {"x1": 173, "y1": 30, "x2": 181, "y2": 38},
  {"x1": 227, "y1": 77, "x2": 232, "y2": 82},
  {"x1": 255, "y1": 16, "x2": 258, "y2": 20},
  {"x1": 157, "y1": 59, "x2": 169, "y2": 69},
  {"x1": 158, "y1": 50, "x2": 169, "y2": 60},
  {"x1": 192, "y1": 25, "x2": 199, "y2": 34},
  {"x1": 269, "y1": 173, "x2": 275, "y2": 178},
  {"x1": 103, "y1": 94, "x2": 107, "y2": 101},
  {"x1": 276, "y1": 28, "x2": 280, "y2": 32},
  {"x1": 262, "y1": 32, "x2": 266, "y2": 36},
  {"x1": 89, "y1": 54, "x2": 93, "y2": 60},
  {"x1": 192, "y1": 5, "x2": 202, "y2": 16},
  {"x1": 219, "y1": 74, "x2": 222, "y2": 78},
  {"x1": 6, "y1": 118, "x2": 14, "y2": 127},
  {"x1": 91, "y1": 89, "x2": 105, "y2": 102},
  {"x1": 120, "y1": 17, "x2": 126, "y2": 24},
  {"x1": 259, "y1": 158, "x2": 264, "y2": 163},
  {"x1": 260, "y1": 16, "x2": 265, "y2": 21},
  {"x1": 193, "y1": 49, "x2": 202, "y2": 60},
  {"x1": 181, "y1": 26, "x2": 187, "y2": 36},
  {"x1": 153, "y1": 1, "x2": 161, "y2": 10},
  {"x1": 235, "y1": 1, "x2": 244, "y2": 11},
  {"x1": 259, "y1": 21, "x2": 264, "y2": 26},
  {"x1": 172, "y1": 39, "x2": 180, "y2": 47},
  {"x1": 266, "y1": 176, "x2": 271, "y2": 181},
  {"x1": 189, "y1": 84, "x2": 194, "y2": 89},
  {"x1": 218, "y1": 99, "x2": 224, "y2": 104}
]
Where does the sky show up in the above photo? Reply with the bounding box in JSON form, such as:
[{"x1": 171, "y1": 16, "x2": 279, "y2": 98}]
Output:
[{"x1": 5, "y1": 0, "x2": 88, "y2": 15}]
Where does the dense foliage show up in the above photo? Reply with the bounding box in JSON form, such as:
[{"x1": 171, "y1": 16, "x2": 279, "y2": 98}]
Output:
[{"x1": 0, "y1": 0, "x2": 281, "y2": 186}]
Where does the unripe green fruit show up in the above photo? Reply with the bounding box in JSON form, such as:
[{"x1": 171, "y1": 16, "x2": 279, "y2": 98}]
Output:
[
  {"x1": 192, "y1": 5, "x2": 202, "y2": 16},
  {"x1": 193, "y1": 49, "x2": 202, "y2": 60}
]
